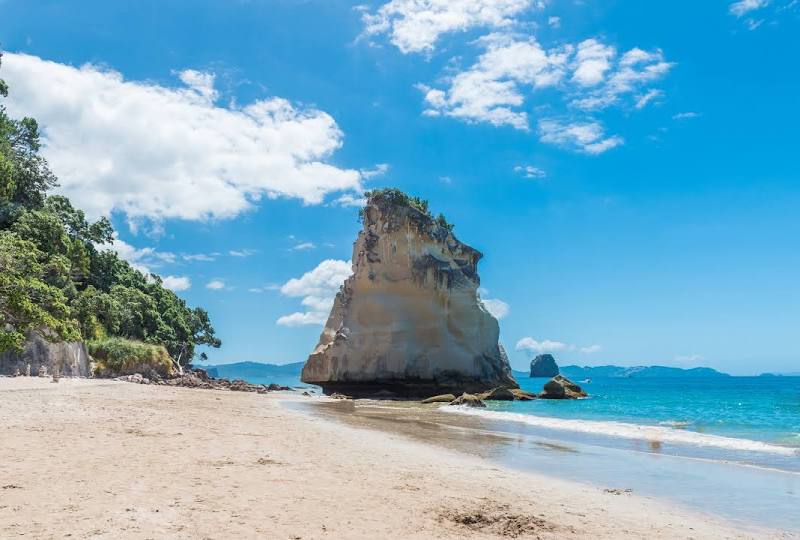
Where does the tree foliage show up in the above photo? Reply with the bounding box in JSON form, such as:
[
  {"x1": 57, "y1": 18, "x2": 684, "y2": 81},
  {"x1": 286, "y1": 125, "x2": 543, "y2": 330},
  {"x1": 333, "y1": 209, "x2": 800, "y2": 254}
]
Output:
[{"x1": 0, "y1": 51, "x2": 220, "y2": 366}]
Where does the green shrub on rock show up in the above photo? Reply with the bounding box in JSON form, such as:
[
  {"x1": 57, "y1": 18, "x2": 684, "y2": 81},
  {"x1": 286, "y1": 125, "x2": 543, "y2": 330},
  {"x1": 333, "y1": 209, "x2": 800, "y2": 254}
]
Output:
[{"x1": 88, "y1": 337, "x2": 175, "y2": 378}]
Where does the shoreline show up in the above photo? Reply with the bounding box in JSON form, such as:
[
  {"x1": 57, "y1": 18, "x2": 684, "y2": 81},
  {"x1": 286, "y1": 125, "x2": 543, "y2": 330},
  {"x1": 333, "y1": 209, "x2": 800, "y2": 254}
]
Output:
[
  {"x1": 1, "y1": 378, "x2": 794, "y2": 539},
  {"x1": 287, "y1": 396, "x2": 800, "y2": 533}
]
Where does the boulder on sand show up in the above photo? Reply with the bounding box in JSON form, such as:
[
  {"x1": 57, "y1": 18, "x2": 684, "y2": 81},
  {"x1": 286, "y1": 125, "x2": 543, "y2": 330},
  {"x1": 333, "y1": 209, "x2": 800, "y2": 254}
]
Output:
[
  {"x1": 449, "y1": 393, "x2": 486, "y2": 408},
  {"x1": 540, "y1": 375, "x2": 587, "y2": 399},
  {"x1": 421, "y1": 394, "x2": 456, "y2": 404}
]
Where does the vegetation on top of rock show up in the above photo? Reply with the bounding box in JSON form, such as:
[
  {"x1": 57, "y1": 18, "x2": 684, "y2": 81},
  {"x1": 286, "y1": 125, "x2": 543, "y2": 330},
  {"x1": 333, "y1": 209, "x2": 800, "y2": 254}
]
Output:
[
  {"x1": 358, "y1": 188, "x2": 454, "y2": 231},
  {"x1": 0, "y1": 51, "x2": 220, "y2": 368},
  {"x1": 88, "y1": 337, "x2": 174, "y2": 378}
]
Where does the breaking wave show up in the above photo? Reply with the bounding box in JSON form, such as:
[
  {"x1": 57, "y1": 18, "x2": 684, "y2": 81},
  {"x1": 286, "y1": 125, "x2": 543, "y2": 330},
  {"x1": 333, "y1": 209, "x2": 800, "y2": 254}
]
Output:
[{"x1": 442, "y1": 406, "x2": 798, "y2": 456}]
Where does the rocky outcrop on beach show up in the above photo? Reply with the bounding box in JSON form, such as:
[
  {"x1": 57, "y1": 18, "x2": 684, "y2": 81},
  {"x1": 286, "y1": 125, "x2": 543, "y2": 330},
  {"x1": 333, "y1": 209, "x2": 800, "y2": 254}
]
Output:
[
  {"x1": 539, "y1": 375, "x2": 587, "y2": 399},
  {"x1": 529, "y1": 354, "x2": 559, "y2": 378},
  {"x1": 301, "y1": 190, "x2": 518, "y2": 398},
  {"x1": 0, "y1": 331, "x2": 90, "y2": 377},
  {"x1": 449, "y1": 393, "x2": 486, "y2": 407},
  {"x1": 113, "y1": 368, "x2": 293, "y2": 394}
]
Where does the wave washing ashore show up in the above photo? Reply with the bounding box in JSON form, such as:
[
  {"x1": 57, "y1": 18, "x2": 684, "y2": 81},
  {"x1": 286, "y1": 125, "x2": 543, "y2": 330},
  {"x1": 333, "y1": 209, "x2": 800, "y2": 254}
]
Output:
[
  {"x1": 447, "y1": 376, "x2": 800, "y2": 467},
  {"x1": 286, "y1": 374, "x2": 800, "y2": 533}
]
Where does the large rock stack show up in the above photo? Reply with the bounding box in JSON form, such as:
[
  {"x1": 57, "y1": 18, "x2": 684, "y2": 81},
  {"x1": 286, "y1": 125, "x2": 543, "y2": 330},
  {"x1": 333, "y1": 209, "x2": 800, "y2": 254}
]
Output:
[{"x1": 301, "y1": 190, "x2": 518, "y2": 398}]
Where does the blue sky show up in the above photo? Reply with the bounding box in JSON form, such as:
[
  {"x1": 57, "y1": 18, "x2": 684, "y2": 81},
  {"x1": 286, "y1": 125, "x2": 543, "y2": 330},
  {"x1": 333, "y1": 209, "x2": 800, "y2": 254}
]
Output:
[{"x1": 2, "y1": 0, "x2": 799, "y2": 375}]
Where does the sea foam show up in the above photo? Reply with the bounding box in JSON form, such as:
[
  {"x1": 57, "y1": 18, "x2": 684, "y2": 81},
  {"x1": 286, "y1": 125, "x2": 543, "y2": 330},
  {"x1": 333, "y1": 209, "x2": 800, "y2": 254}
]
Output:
[{"x1": 442, "y1": 406, "x2": 798, "y2": 456}]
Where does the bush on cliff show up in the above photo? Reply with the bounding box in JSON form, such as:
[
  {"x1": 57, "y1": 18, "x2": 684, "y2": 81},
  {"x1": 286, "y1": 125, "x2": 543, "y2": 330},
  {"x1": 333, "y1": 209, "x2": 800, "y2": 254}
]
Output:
[
  {"x1": 88, "y1": 337, "x2": 175, "y2": 378},
  {"x1": 359, "y1": 188, "x2": 454, "y2": 231}
]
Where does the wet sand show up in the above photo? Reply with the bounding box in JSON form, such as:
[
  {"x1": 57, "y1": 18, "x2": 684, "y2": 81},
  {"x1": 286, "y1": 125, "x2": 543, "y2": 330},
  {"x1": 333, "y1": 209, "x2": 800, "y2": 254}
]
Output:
[
  {"x1": 0, "y1": 378, "x2": 791, "y2": 539},
  {"x1": 293, "y1": 398, "x2": 800, "y2": 532}
]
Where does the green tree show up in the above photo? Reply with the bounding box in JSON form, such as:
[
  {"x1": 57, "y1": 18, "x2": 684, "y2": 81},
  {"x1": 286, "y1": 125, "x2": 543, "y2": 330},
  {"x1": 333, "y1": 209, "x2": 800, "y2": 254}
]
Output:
[{"x1": 0, "y1": 232, "x2": 79, "y2": 351}]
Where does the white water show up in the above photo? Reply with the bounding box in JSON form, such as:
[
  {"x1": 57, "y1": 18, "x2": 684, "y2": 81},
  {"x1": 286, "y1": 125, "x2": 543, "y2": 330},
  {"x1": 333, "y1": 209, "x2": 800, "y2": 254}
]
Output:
[{"x1": 442, "y1": 406, "x2": 799, "y2": 456}]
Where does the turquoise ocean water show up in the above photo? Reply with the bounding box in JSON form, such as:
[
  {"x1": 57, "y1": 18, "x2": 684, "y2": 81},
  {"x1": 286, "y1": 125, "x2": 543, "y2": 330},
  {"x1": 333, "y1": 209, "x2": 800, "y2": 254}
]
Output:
[{"x1": 444, "y1": 375, "x2": 800, "y2": 472}]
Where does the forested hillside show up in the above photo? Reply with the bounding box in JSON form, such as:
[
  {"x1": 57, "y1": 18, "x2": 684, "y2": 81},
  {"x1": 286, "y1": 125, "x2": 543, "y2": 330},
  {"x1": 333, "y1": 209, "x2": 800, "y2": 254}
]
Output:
[{"x1": 0, "y1": 52, "x2": 219, "y2": 371}]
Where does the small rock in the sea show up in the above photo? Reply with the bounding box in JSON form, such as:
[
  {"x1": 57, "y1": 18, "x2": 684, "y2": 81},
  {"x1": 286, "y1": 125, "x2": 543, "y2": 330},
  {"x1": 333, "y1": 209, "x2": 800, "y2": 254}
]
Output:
[
  {"x1": 421, "y1": 394, "x2": 457, "y2": 404},
  {"x1": 510, "y1": 388, "x2": 537, "y2": 401},
  {"x1": 481, "y1": 387, "x2": 516, "y2": 401},
  {"x1": 539, "y1": 375, "x2": 587, "y2": 399},
  {"x1": 302, "y1": 391, "x2": 311, "y2": 396},
  {"x1": 449, "y1": 393, "x2": 486, "y2": 408},
  {"x1": 529, "y1": 353, "x2": 560, "y2": 378}
]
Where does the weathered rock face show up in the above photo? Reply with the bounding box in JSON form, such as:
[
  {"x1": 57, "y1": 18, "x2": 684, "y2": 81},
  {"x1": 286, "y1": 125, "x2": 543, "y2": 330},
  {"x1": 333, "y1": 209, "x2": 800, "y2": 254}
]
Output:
[
  {"x1": 301, "y1": 193, "x2": 518, "y2": 398},
  {"x1": 0, "y1": 331, "x2": 90, "y2": 377},
  {"x1": 530, "y1": 354, "x2": 559, "y2": 378}
]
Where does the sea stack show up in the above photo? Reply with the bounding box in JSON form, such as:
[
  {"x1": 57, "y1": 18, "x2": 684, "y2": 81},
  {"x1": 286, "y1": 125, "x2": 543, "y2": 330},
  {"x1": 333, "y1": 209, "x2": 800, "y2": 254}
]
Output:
[
  {"x1": 529, "y1": 353, "x2": 559, "y2": 377},
  {"x1": 301, "y1": 189, "x2": 518, "y2": 398}
]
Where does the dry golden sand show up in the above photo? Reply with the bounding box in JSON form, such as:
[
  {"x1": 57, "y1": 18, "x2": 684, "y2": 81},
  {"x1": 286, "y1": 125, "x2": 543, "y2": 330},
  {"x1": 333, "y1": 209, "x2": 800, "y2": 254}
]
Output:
[{"x1": 0, "y1": 378, "x2": 790, "y2": 539}]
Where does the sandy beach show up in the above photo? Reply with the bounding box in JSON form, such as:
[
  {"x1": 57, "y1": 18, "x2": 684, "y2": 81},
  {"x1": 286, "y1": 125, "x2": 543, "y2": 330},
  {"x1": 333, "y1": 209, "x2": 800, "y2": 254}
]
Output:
[{"x1": 0, "y1": 378, "x2": 791, "y2": 539}]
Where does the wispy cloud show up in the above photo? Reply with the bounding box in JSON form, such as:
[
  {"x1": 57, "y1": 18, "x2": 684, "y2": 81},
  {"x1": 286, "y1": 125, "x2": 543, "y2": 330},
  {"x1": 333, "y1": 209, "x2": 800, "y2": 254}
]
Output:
[
  {"x1": 672, "y1": 111, "x2": 700, "y2": 120},
  {"x1": 359, "y1": 163, "x2": 390, "y2": 179},
  {"x1": 206, "y1": 279, "x2": 226, "y2": 290},
  {"x1": 729, "y1": 0, "x2": 769, "y2": 17},
  {"x1": 514, "y1": 165, "x2": 546, "y2": 179},
  {"x1": 229, "y1": 249, "x2": 257, "y2": 258},
  {"x1": 290, "y1": 242, "x2": 316, "y2": 251},
  {"x1": 183, "y1": 253, "x2": 217, "y2": 262},
  {"x1": 538, "y1": 119, "x2": 624, "y2": 154}
]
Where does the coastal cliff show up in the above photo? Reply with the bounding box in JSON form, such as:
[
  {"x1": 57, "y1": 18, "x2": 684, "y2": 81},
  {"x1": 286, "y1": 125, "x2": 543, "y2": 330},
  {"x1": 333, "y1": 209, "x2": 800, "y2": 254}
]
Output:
[
  {"x1": 0, "y1": 331, "x2": 90, "y2": 377},
  {"x1": 301, "y1": 189, "x2": 517, "y2": 397}
]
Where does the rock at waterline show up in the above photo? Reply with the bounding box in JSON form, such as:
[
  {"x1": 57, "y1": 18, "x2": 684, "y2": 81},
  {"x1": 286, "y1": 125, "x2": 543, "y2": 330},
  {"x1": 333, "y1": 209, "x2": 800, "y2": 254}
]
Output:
[
  {"x1": 480, "y1": 387, "x2": 516, "y2": 401},
  {"x1": 421, "y1": 394, "x2": 457, "y2": 404},
  {"x1": 529, "y1": 354, "x2": 559, "y2": 378},
  {"x1": 449, "y1": 393, "x2": 486, "y2": 408},
  {"x1": 300, "y1": 190, "x2": 518, "y2": 398},
  {"x1": 540, "y1": 375, "x2": 587, "y2": 399}
]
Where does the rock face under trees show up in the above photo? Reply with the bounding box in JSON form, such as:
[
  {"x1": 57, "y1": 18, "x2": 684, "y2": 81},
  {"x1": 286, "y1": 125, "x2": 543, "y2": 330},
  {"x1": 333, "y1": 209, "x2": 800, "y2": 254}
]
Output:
[
  {"x1": 301, "y1": 190, "x2": 518, "y2": 398},
  {"x1": 529, "y1": 354, "x2": 559, "y2": 378},
  {"x1": 0, "y1": 331, "x2": 90, "y2": 377}
]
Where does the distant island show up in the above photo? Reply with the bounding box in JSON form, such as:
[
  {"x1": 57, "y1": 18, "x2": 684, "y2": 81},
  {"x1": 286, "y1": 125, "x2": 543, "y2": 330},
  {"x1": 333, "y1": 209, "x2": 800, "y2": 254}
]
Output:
[
  {"x1": 198, "y1": 361, "x2": 304, "y2": 382},
  {"x1": 556, "y1": 365, "x2": 730, "y2": 379}
]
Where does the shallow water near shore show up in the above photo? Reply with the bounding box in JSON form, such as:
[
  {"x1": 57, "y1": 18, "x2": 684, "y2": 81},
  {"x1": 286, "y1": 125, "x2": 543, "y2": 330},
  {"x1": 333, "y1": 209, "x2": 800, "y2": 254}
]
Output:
[{"x1": 285, "y1": 394, "x2": 800, "y2": 532}]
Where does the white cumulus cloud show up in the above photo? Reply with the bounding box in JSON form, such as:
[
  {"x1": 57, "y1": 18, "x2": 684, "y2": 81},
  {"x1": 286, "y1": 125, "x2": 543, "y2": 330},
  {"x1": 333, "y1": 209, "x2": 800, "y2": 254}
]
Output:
[
  {"x1": 515, "y1": 337, "x2": 569, "y2": 354},
  {"x1": 206, "y1": 279, "x2": 226, "y2": 290},
  {"x1": 2, "y1": 53, "x2": 363, "y2": 224},
  {"x1": 277, "y1": 259, "x2": 352, "y2": 326},
  {"x1": 538, "y1": 119, "x2": 624, "y2": 154},
  {"x1": 419, "y1": 33, "x2": 570, "y2": 130},
  {"x1": 418, "y1": 35, "x2": 671, "y2": 144},
  {"x1": 161, "y1": 275, "x2": 191, "y2": 292},
  {"x1": 360, "y1": 0, "x2": 541, "y2": 54}
]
